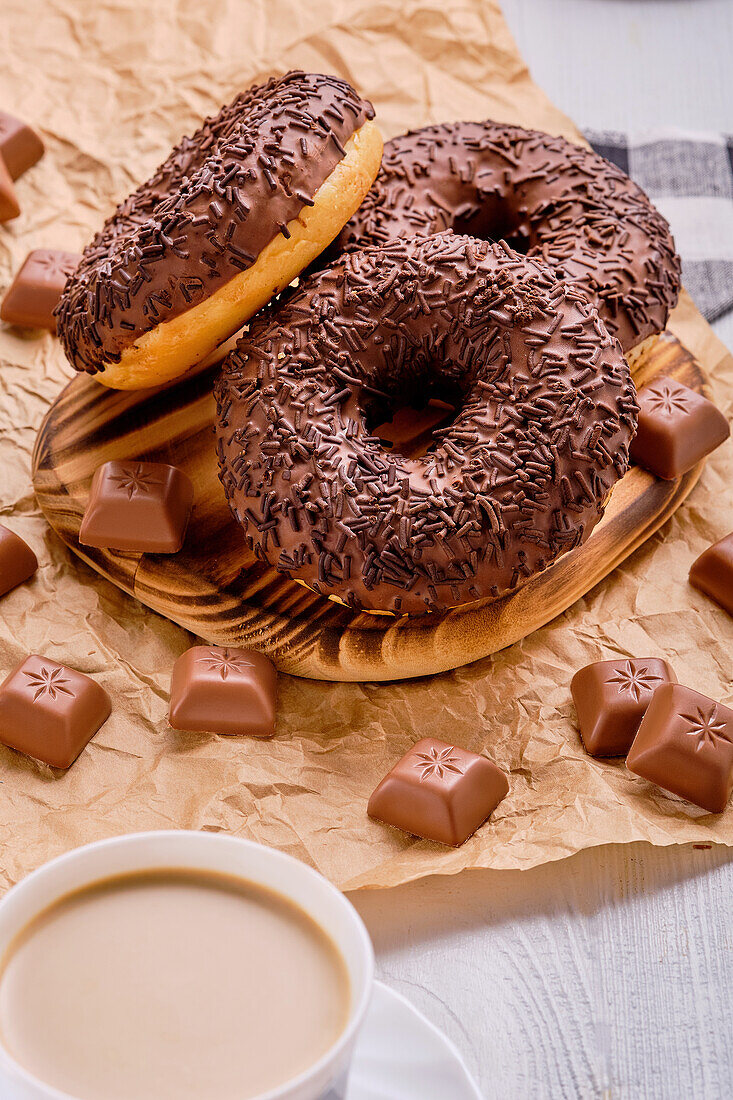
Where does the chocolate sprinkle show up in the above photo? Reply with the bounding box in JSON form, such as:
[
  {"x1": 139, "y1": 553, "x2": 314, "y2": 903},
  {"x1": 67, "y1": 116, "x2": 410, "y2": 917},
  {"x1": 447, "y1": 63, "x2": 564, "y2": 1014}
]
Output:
[
  {"x1": 57, "y1": 71, "x2": 374, "y2": 376},
  {"x1": 339, "y1": 122, "x2": 680, "y2": 353},
  {"x1": 215, "y1": 233, "x2": 638, "y2": 614}
]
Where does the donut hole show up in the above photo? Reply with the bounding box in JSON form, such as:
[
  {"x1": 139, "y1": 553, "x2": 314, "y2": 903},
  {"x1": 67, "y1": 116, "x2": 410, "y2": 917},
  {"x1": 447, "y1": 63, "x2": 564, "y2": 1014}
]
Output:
[
  {"x1": 451, "y1": 201, "x2": 530, "y2": 255},
  {"x1": 358, "y1": 306, "x2": 496, "y2": 459},
  {"x1": 373, "y1": 397, "x2": 457, "y2": 458},
  {"x1": 365, "y1": 369, "x2": 465, "y2": 458}
]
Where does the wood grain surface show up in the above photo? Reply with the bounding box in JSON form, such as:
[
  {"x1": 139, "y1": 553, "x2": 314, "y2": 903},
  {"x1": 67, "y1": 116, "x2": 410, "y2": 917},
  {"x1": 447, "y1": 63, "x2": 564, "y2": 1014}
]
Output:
[{"x1": 33, "y1": 331, "x2": 709, "y2": 682}]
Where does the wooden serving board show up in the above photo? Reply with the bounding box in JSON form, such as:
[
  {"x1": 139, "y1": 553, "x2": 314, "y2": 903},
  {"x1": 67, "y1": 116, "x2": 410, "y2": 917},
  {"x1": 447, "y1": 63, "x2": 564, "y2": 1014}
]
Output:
[{"x1": 32, "y1": 331, "x2": 707, "y2": 681}]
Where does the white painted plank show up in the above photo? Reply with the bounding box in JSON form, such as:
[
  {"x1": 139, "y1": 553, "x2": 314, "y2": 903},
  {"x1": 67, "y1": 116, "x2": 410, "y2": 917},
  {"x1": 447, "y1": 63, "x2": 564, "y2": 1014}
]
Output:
[
  {"x1": 501, "y1": 0, "x2": 733, "y2": 134},
  {"x1": 351, "y1": 844, "x2": 733, "y2": 1098}
]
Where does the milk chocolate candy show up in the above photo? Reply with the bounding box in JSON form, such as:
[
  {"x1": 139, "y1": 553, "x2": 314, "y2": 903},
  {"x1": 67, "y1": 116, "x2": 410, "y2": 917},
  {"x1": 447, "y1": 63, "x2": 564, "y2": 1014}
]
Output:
[
  {"x1": 0, "y1": 525, "x2": 38, "y2": 598},
  {"x1": 1, "y1": 250, "x2": 80, "y2": 330},
  {"x1": 627, "y1": 684, "x2": 733, "y2": 814},
  {"x1": 571, "y1": 657, "x2": 676, "y2": 756},
  {"x1": 0, "y1": 112, "x2": 44, "y2": 180},
  {"x1": 0, "y1": 655, "x2": 111, "y2": 769},
  {"x1": 630, "y1": 377, "x2": 729, "y2": 480},
  {"x1": 368, "y1": 737, "x2": 509, "y2": 847},
  {"x1": 79, "y1": 460, "x2": 193, "y2": 553},
  {"x1": 169, "y1": 646, "x2": 277, "y2": 737},
  {"x1": 0, "y1": 156, "x2": 20, "y2": 222},
  {"x1": 689, "y1": 532, "x2": 733, "y2": 616}
]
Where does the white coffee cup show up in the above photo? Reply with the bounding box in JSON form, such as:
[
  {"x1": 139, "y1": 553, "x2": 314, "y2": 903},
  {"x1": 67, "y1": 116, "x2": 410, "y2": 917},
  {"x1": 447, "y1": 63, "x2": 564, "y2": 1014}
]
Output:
[{"x1": 0, "y1": 831, "x2": 374, "y2": 1100}]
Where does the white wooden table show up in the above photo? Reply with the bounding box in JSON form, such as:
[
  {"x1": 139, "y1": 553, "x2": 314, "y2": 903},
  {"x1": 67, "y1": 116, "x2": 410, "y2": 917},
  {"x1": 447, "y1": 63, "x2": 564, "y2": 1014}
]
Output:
[{"x1": 350, "y1": 4, "x2": 733, "y2": 1097}]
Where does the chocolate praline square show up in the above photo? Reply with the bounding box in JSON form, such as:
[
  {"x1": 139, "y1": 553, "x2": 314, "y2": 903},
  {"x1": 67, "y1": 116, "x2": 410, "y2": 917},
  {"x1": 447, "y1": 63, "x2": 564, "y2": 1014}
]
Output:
[
  {"x1": 571, "y1": 657, "x2": 676, "y2": 756},
  {"x1": 79, "y1": 460, "x2": 193, "y2": 554},
  {"x1": 630, "y1": 377, "x2": 729, "y2": 480},
  {"x1": 689, "y1": 532, "x2": 733, "y2": 616},
  {"x1": 1, "y1": 250, "x2": 80, "y2": 331},
  {"x1": 169, "y1": 646, "x2": 277, "y2": 737},
  {"x1": 0, "y1": 525, "x2": 38, "y2": 598},
  {"x1": 0, "y1": 156, "x2": 19, "y2": 222},
  {"x1": 627, "y1": 684, "x2": 733, "y2": 814},
  {"x1": 0, "y1": 111, "x2": 44, "y2": 180},
  {"x1": 368, "y1": 737, "x2": 509, "y2": 847},
  {"x1": 0, "y1": 655, "x2": 111, "y2": 769}
]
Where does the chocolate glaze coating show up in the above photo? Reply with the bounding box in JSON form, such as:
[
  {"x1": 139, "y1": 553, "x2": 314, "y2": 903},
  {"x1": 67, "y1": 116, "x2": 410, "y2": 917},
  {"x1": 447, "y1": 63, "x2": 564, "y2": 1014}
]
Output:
[
  {"x1": 57, "y1": 71, "x2": 375, "y2": 377},
  {"x1": 215, "y1": 233, "x2": 638, "y2": 614},
  {"x1": 339, "y1": 121, "x2": 681, "y2": 353}
]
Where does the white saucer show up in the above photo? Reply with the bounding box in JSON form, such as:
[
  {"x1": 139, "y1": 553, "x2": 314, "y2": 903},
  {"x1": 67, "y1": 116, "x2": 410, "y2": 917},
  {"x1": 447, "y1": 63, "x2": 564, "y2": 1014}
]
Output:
[{"x1": 348, "y1": 981, "x2": 484, "y2": 1099}]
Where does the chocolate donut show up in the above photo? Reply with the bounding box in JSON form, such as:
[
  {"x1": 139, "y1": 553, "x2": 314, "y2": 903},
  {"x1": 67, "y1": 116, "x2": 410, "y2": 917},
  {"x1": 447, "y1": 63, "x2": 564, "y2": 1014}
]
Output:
[
  {"x1": 215, "y1": 233, "x2": 638, "y2": 615},
  {"x1": 339, "y1": 122, "x2": 681, "y2": 354},
  {"x1": 57, "y1": 71, "x2": 382, "y2": 390}
]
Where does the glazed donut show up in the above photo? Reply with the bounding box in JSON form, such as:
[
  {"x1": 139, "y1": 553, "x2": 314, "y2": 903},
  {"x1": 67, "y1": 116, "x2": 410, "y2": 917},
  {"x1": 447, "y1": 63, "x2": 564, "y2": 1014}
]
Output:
[
  {"x1": 57, "y1": 71, "x2": 382, "y2": 390},
  {"x1": 339, "y1": 121, "x2": 681, "y2": 355},
  {"x1": 215, "y1": 233, "x2": 638, "y2": 615}
]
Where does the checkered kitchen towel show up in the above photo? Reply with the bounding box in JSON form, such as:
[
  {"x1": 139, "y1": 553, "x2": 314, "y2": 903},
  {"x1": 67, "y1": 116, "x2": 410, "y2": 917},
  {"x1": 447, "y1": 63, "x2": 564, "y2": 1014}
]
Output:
[{"x1": 587, "y1": 130, "x2": 733, "y2": 323}]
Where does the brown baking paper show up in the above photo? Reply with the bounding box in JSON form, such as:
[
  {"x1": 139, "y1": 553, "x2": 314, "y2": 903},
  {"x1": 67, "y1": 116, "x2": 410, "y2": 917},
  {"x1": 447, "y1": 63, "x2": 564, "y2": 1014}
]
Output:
[{"x1": 1, "y1": 0, "x2": 732, "y2": 892}]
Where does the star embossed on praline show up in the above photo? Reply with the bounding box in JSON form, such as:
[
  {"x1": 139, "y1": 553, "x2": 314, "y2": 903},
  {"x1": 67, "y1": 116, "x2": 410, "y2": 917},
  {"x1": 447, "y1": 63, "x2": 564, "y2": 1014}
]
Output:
[
  {"x1": 413, "y1": 745, "x2": 464, "y2": 781},
  {"x1": 32, "y1": 251, "x2": 78, "y2": 280},
  {"x1": 24, "y1": 666, "x2": 74, "y2": 702},
  {"x1": 680, "y1": 705, "x2": 732, "y2": 751},
  {"x1": 645, "y1": 383, "x2": 690, "y2": 417},
  {"x1": 196, "y1": 649, "x2": 254, "y2": 680},
  {"x1": 605, "y1": 661, "x2": 664, "y2": 703},
  {"x1": 109, "y1": 464, "x2": 162, "y2": 500}
]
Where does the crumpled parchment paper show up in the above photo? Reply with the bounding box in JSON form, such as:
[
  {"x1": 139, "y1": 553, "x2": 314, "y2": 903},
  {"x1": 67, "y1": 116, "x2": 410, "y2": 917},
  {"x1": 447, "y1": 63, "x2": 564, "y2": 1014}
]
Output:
[{"x1": 0, "y1": 0, "x2": 731, "y2": 892}]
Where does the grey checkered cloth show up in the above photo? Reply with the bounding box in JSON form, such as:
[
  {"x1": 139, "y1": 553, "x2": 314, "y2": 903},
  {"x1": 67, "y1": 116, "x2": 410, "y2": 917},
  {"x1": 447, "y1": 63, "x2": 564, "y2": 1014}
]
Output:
[{"x1": 587, "y1": 130, "x2": 733, "y2": 323}]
